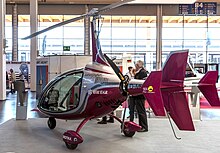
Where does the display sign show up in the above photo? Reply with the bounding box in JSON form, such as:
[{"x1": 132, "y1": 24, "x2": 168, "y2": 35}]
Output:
[
  {"x1": 179, "y1": 2, "x2": 217, "y2": 15},
  {"x1": 63, "y1": 46, "x2": 70, "y2": 51}
]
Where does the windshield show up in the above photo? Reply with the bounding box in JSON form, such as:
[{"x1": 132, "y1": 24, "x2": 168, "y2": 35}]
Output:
[{"x1": 39, "y1": 71, "x2": 83, "y2": 112}]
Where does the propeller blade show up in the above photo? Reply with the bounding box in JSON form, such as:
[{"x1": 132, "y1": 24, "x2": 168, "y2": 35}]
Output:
[
  {"x1": 104, "y1": 54, "x2": 125, "y2": 81},
  {"x1": 22, "y1": 14, "x2": 87, "y2": 40}
]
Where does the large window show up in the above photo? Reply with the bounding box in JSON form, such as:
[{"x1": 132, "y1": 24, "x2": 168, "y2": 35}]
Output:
[
  {"x1": 163, "y1": 15, "x2": 220, "y2": 65},
  {"x1": 38, "y1": 15, "x2": 84, "y2": 56},
  {"x1": 5, "y1": 15, "x2": 12, "y2": 61},
  {"x1": 5, "y1": 14, "x2": 220, "y2": 71},
  {"x1": 99, "y1": 16, "x2": 156, "y2": 71}
]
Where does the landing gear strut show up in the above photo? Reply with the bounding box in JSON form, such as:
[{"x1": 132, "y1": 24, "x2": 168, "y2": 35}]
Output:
[
  {"x1": 109, "y1": 114, "x2": 141, "y2": 138},
  {"x1": 63, "y1": 116, "x2": 94, "y2": 150}
]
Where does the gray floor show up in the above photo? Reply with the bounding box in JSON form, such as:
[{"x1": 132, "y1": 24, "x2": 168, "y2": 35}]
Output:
[
  {"x1": 1, "y1": 118, "x2": 220, "y2": 153},
  {"x1": 1, "y1": 91, "x2": 220, "y2": 153}
]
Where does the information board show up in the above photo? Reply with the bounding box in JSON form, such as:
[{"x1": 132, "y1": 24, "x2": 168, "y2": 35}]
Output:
[{"x1": 179, "y1": 2, "x2": 217, "y2": 15}]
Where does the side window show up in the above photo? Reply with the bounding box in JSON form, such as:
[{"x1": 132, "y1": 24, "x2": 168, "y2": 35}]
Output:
[{"x1": 40, "y1": 72, "x2": 82, "y2": 112}]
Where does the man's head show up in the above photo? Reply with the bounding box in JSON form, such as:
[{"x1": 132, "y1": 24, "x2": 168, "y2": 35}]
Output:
[
  {"x1": 135, "y1": 60, "x2": 144, "y2": 70},
  {"x1": 128, "y1": 66, "x2": 133, "y2": 72}
]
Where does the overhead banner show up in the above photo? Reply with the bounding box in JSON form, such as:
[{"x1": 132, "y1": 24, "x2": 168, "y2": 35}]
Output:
[{"x1": 179, "y1": 2, "x2": 217, "y2": 15}]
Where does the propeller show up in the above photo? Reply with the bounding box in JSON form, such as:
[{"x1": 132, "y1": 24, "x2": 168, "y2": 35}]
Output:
[
  {"x1": 104, "y1": 54, "x2": 129, "y2": 96},
  {"x1": 104, "y1": 53, "x2": 130, "y2": 134},
  {"x1": 22, "y1": 0, "x2": 134, "y2": 40}
]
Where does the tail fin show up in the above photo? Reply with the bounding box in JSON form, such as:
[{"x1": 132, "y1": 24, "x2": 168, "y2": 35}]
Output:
[
  {"x1": 91, "y1": 21, "x2": 108, "y2": 65},
  {"x1": 142, "y1": 71, "x2": 166, "y2": 116},
  {"x1": 198, "y1": 71, "x2": 220, "y2": 106},
  {"x1": 161, "y1": 50, "x2": 195, "y2": 131},
  {"x1": 162, "y1": 50, "x2": 188, "y2": 85}
]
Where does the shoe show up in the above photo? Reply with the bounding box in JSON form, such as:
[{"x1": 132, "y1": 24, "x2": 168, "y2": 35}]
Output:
[
  {"x1": 137, "y1": 128, "x2": 148, "y2": 132},
  {"x1": 107, "y1": 119, "x2": 114, "y2": 123},
  {"x1": 97, "y1": 120, "x2": 107, "y2": 124}
]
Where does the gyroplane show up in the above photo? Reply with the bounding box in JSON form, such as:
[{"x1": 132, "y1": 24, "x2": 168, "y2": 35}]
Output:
[{"x1": 23, "y1": 0, "x2": 220, "y2": 150}]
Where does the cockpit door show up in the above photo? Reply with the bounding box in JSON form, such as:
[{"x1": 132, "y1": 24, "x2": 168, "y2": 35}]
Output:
[{"x1": 39, "y1": 70, "x2": 83, "y2": 112}]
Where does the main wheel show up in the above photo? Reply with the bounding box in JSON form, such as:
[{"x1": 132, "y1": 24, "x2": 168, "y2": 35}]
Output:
[
  {"x1": 47, "y1": 117, "x2": 56, "y2": 129},
  {"x1": 123, "y1": 129, "x2": 135, "y2": 137},
  {"x1": 65, "y1": 142, "x2": 78, "y2": 150},
  {"x1": 121, "y1": 124, "x2": 135, "y2": 137},
  {"x1": 121, "y1": 125, "x2": 135, "y2": 137}
]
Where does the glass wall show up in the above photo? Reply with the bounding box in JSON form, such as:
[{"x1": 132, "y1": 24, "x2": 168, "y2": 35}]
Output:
[
  {"x1": 99, "y1": 16, "x2": 156, "y2": 71},
  {"x1": 5, "y1": 15, "x2": 12, "y2": 61},
  {"x1": 163, "y1": 15, "x2": 220, "y2": 65},
  {"x1": 38, "y1": 15, "x2": 84, "y2": 56},
  {"x1": 18, "y1": 15, "x2": 30, "y2": 61},
  {"x1": 5, "y1": 14, "x2": 220, "y2": 71}
]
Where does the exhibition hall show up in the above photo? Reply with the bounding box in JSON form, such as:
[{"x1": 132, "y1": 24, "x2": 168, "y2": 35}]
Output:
[{"x1": 0, "y1": 0, "x2": 220, "y2": 152}]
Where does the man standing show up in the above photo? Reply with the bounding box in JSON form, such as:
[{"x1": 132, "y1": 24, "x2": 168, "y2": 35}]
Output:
[
  {"x1": 10, "y1": 68, "x2": 16, "y2": 94},
  {"x1": 129, "y1": 60, "x2": 148, "y2": 132}
]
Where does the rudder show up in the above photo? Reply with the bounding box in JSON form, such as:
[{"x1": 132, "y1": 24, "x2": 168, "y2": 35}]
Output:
[{"x1": 142, "y1": 71, "x2": 166, "y2": 116}]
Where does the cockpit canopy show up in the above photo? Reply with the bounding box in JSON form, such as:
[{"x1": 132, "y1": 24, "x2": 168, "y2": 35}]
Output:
[{"x1": 38, "y1": 69, "x2": 83, "y2": 112}]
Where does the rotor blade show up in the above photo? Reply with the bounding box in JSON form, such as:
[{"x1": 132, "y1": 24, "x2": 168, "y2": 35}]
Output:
[
  {"x1": 104, "y1": 54, "x2": 125, "y2": 81},
  {"x1": 22, "y1": 14, "x2": 87, "y2": 40},
  {"x1": 22, "y1": 0, "x2": 134, "y2": 40},
  {"x1": 98, "y1": 0, "x2": 134, "y2": 13}
]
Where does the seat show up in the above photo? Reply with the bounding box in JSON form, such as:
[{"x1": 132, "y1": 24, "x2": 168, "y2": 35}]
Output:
[
  {"x1": 68, "y1": 86, "x2": 80, "y2": 109},
  {"x1": 48, "y1": 89, "x2": 59, "y2": 108}
]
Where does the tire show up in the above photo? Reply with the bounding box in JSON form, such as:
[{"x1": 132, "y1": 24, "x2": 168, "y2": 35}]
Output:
[
  {"x1": 65, "y1": 142, "x2": 78, "y2": 150},
  {"x1": 47, "y1": 117, "x2": 56, "y2": 129},
  {"x1": 123, "y1": 129, "x2": 135, "y2": 137}
]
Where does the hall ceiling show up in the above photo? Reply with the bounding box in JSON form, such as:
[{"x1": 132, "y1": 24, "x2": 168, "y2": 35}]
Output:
[
  {"x1": 5, "y1": 0, "x2": 220, "y2": 4},
  {"x1": 5, "y1": 0, "x2": 220, "y2": 24}
]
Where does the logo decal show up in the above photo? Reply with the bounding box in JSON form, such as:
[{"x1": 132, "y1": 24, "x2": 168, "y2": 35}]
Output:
[
  {"x1": 63, "y1": 135, "x2": 72, "y2": 141},
  {"x1": 147, "y1": 86, "x2": 153, "y2": 92},
  {"x1": 88, "y1": 90, "x2": 108, "y2": 95}
]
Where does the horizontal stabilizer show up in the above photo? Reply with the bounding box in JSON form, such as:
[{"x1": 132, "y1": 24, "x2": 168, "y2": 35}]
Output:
[
  {"x1": 142, "y1": 71, "x2": 166, "y2": 116},
  {"x1": 162, "y1": 88, "x2": 195, "y2": 131},
  {"x1": 198, "y1": 71, "x2": 220, "y2": 106}
]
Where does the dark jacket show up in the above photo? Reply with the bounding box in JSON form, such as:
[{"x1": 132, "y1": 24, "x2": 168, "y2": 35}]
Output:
[
  {"x1": 134, "y1": 68, "x2": 148, "y2": 99},
  {"x1": 135, "y1": 68, "x2": 148, "y2": 80}
]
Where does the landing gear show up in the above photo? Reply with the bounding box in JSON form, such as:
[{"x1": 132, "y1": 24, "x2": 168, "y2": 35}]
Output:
[
  {"x1": 120, "y1": 121, "x2": 141, "y2": 137},
  {"x1": 63, "y1": 117, "x2": 93, "y2": 150},
  {"x1": 47, "y1": 117, "x2": 56, "y2": 129},
  {"x1": 65, "y1": 142, "x2": 78, "y2": 150}
]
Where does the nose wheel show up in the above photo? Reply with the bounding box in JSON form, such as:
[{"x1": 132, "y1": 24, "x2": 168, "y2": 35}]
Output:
[
  {"x1": 65, "y1": 142, "x2": 78, "y2": 150},
  {"x1": 48, "y1": 117, "x2": 56, "y2": 129}
]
